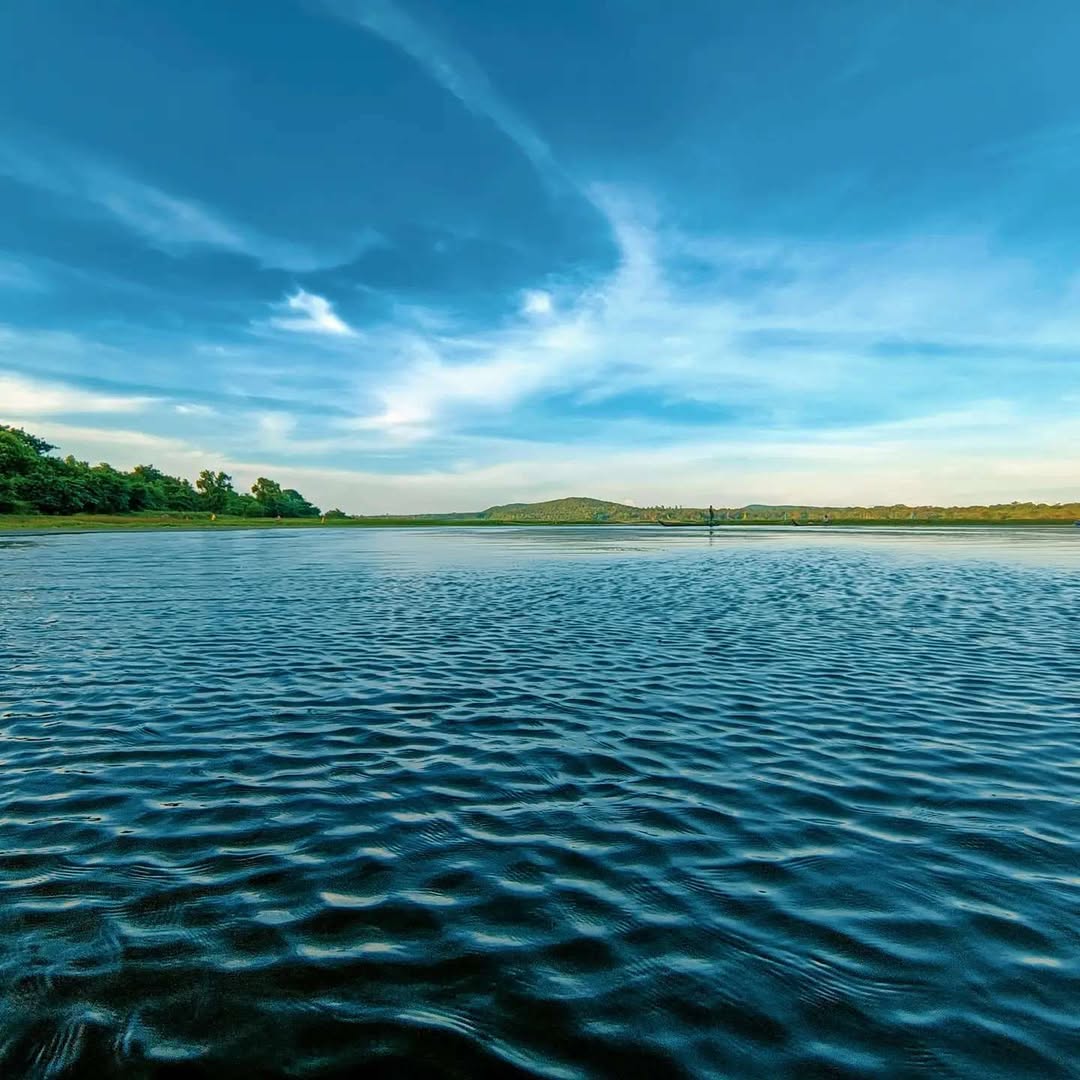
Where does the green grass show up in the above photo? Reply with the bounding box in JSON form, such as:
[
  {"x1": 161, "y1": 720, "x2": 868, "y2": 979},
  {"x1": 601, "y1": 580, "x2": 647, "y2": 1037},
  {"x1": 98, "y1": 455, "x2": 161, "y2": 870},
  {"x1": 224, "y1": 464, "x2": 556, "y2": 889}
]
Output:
[
  {"x1": 0, "y1": 513, "x2": 476, "y2": 532},
  {"x1": 0, "y1": 513, "x2": 625, "y2": 532},
  {"x1": 1, "y1": 512, "x2": 1074, "y2": 533},
  {"x1": 663, "y1": 517, "x2": 1074, "y2": 528}
]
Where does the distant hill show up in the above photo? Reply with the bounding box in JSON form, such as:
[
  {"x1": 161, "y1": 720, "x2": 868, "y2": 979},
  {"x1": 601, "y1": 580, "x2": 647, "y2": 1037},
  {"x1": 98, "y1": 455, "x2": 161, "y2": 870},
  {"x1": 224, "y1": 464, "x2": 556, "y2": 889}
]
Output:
[
  {"x1": 479, "y1": 497, "x2": 653, "y2": 523},
  {"x1": 469, "y1": 496, "x2": 1080, "y2": 525}
]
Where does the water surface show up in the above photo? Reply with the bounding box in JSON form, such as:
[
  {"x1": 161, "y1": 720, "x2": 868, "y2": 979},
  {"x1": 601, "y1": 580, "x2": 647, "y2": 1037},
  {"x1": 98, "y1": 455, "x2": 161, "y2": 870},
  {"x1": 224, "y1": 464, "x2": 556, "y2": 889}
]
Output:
[{"x1": 2, "y1": 527, "x2": 1078, "y2": 1078}]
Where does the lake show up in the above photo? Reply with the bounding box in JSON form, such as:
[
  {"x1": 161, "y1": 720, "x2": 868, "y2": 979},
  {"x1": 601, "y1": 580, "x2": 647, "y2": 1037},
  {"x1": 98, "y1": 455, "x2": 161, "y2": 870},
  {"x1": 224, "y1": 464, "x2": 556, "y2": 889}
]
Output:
[{"x1": 1, "y1": 526, "x2": 1077, "y2": 1078}]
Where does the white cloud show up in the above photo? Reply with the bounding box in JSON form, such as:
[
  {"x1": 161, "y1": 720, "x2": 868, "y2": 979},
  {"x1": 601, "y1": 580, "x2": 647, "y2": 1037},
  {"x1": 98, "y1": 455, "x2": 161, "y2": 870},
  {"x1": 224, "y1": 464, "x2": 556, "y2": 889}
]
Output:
[
  {"x1": 333, "y1": 185, "x2": 1080, "y2": 450},
  {"x1": 0, "y1": 138, "x2": 380, "y2": 271},
  {"x1": 521, "y1": 289, "x2": 553, "y2": 317},
  {"x1": 175, "y1": 403, "x2": 219, "y2": 417},
  {"x1": 313, "y1": 0, "x2": 1080, "y2": 493},
  {"x1": 255, "y1": 411, "x2": 298, "y2": 445},
  {"x1": 15, "y1": 421, "x2": 223, "y2": 475},
  {"x1": 270, "y1": 289, "x2": 356, "y2": 336},
  {"x1": 0, "y1": 371, "x2": 153, "y2": 417},
  {"x1": 5, "y1": 187, "x2": 1076, "y2": 512}
]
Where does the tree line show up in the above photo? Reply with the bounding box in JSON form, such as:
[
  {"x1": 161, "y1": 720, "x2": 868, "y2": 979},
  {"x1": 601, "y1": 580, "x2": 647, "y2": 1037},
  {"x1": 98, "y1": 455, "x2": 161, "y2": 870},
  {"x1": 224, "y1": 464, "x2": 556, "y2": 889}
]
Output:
[
  {"x1": 0, "y1": 425, "x2": 324, "y2": 518},
  {"x1": 689, "y1": 502, "x2": 1080, "y2": 523},
  {"x1": 477, "y1": 496, "x2": 1080, "y2": 524}
]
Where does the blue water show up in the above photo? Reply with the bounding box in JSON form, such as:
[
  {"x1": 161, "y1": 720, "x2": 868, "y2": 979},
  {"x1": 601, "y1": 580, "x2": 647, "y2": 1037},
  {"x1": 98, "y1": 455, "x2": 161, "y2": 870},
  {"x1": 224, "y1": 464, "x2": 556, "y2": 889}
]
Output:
[{"x1": 1, "y1": 526, "x2": 1078, "y2": 1078}]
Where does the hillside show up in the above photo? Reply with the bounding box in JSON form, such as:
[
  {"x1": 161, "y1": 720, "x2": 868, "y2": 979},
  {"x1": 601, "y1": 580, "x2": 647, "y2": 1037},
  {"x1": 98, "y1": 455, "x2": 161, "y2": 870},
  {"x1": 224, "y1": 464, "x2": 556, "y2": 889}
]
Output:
[
  {"x1": 473, "y1": 497, "x2": 1080, "y2": 525},
  {"x1": 479, "y1": 497, "x2": 652, "y2": 523}
]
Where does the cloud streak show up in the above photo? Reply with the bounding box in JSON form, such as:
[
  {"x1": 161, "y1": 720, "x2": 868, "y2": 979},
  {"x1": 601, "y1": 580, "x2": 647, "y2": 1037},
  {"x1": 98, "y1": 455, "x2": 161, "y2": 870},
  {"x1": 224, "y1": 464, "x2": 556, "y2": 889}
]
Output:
[
  {"x1": 0, "y1": 256, "x2": 47, "y2": 291},
  {"x1": 0, "y1": 371, "x2": 154, "y2": 417},
  {"x1": 321, "y1": 0, "x2": 567, "y2": 188},
  {"x1": 0, "y1": 136, "x2": 380, "y2": 271}
]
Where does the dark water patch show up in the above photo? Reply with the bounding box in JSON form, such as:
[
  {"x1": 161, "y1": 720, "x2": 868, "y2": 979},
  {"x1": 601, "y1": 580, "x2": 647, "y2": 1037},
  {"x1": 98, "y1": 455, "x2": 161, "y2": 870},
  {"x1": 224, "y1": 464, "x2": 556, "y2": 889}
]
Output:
[{"x1": 1, "y1": 527, "x2": 1078, "y2": 1077}]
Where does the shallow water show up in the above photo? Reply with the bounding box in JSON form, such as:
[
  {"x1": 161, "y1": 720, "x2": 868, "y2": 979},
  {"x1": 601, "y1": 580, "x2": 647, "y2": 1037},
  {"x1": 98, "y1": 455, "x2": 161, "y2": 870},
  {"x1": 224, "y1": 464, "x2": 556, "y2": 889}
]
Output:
[{"x1": 1, "y1": 526, "x2": 1078, "y2": 1078}]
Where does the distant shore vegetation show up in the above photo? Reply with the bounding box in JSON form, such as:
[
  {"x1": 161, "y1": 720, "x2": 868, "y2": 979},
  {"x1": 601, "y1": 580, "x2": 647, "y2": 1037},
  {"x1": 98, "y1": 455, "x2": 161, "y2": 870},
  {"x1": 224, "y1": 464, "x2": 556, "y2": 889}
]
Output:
[
  {"x1": 0, "y1": 425, "x2": 326, "y2": 519},
  {"x1": 474, "y1": 497, "x2": 1080, "y2": 524},
  {"x1": 1, "y1": 427, "x2": 1077, "y2": 528}
]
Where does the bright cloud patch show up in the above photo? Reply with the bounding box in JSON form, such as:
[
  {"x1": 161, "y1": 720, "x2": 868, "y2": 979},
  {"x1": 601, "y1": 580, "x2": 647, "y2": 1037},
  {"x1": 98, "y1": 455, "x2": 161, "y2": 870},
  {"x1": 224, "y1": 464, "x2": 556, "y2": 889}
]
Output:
[
  {"x1": 344, "y1": 195, "x2": 1080, "y2": 447},
  {"x1": 0, "y1": 372, "x2": 153, "y2": 417},
  {"x1": 521, "y1": 289, "x2": 553, "y2": 317},
  {"x1": 270, "y1": 290, "x2": 356, "y2": 337}
]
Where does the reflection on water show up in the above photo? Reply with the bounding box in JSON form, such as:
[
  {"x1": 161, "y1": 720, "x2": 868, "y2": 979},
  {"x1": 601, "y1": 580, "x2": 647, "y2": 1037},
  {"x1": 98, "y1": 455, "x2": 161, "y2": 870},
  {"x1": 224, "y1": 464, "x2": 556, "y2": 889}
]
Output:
[{"x1": 1, "y1": 527, "x2": 1077, "y2": 1078}]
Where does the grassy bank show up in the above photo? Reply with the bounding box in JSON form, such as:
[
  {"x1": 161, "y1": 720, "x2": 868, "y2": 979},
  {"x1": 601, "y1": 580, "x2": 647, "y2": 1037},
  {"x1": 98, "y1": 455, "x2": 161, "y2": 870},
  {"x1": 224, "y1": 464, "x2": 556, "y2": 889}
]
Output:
[
  {"x1": 0, "y1": 512, "x2": 491, "y2": 531},
  {"x1": 660, "y1": 518, "x2": 1076, "y2": 528},
  {"x1": 0, "y1": 513, "x2": 646, "y2": 532},
  {"x1": 1, "y1": 513, "x2": 1075, "y2": 533}
]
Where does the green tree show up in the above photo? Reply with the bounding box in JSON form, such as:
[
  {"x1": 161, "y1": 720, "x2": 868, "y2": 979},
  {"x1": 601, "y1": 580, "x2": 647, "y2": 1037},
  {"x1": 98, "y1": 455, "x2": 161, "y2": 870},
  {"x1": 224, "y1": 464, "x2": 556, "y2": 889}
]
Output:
[
  {"x1": 248, "y1": 478, "x2": 321, "y2": 518},
  {"x1": 86, "y1": 463, "x2": 132, "y2": 513},
  {"x1": 0, "y1": 427, "x2": 325, "y2": 518},
  {"x1": 0, "y1": 426, "x2": 56, "y2": 456},
  {"x1": 196, "y1": 470, "x2": 235, "y2": 513},
  {"x1": 251, "y1": 476, "x2": 284, "y2": 515},
  {"x1": 280, "y1": 487, "x2": 320, "y2": 518},
  {"x1": 227, "y1": 492, "x2": 265, "y2": 517},
  {"x1": 0, "y1": 427, "x2": 43, "y2": 512}
]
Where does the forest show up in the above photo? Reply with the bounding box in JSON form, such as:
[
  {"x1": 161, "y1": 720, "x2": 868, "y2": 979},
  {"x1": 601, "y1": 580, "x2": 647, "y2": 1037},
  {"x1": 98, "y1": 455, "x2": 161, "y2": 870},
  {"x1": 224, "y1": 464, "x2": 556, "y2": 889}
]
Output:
[{"x1": 0, "y1": 425, "x2": 321, "y2": 518}]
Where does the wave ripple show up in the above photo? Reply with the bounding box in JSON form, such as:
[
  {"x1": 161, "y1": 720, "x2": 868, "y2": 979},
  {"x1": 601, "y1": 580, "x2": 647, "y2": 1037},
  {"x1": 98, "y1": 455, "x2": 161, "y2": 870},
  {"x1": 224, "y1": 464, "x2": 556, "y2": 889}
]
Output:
[{"x1": 1, "y1": 527, "x2": 1078, "y2": 1078}]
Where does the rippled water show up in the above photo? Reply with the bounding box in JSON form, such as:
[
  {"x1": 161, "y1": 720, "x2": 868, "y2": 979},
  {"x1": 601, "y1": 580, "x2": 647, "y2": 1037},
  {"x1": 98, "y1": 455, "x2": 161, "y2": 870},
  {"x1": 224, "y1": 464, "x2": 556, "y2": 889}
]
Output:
[{"x1": 2, "y1": 526, "x2": 1078, "y2": 1078}]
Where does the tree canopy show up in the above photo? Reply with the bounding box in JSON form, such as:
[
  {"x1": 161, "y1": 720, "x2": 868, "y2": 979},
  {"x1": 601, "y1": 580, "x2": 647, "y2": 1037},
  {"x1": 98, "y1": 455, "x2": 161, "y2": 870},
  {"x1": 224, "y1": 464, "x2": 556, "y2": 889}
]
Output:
[{"x1": 0, "y1": 426, "x2": 321, "y2": 518}]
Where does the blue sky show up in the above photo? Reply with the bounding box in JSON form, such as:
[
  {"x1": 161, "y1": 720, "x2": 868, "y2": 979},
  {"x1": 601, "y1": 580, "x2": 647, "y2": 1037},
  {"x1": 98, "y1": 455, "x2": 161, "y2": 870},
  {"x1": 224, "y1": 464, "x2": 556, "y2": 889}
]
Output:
[{"x1": 1, "y1": 0, "x2": 1078, "y2": 511}]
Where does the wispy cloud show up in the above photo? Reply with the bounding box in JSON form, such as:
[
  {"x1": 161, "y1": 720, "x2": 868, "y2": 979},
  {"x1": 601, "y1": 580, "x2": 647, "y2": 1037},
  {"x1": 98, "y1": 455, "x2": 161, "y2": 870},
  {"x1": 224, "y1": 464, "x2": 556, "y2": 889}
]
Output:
[
  {"x1": 269, "y1": 289, "x2": 356, "y2": 336},
  {"x1": 335, "y1": 190, "x2": 1080, "y2": 453},
  {"x1": 0, "y1": 256, "x2": 47, "y2": 291},
  {"x1": 0, "y1": 136, "x2": 381, "y2": 271},
  {"x1": 321, "y1": 0, "x2": 565, "y2": 186},
  {"x1": 302, "y1": 3, "x2": 1078, "y2": 475},
  {"x1": 255, "y1": 411, "x2": 298, "y2": 445},
  {"x1": 0, "y1": 371, "x2": 154, "y2": 418},
  {"x1": 17, "y1": 421, "x2": 218, "y2": 474}
]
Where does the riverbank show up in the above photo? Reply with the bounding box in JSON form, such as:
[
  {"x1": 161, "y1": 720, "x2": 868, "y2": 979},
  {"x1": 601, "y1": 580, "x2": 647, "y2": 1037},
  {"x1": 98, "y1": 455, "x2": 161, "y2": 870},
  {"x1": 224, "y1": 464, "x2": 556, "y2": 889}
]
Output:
[
  {"x1": 0, "y1": 513, "x2": 496, "y2": 532},
  {"x1": 1, "y1": 513, "x2": 1075, "y2": 533}
]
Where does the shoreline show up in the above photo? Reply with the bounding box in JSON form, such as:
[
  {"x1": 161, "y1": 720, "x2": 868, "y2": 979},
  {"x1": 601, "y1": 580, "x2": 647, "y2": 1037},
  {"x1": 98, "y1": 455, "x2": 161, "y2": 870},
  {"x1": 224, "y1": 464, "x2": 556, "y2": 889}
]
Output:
[{"x1": 1, "y1": 514, "x2": 1075, "y2": 535}]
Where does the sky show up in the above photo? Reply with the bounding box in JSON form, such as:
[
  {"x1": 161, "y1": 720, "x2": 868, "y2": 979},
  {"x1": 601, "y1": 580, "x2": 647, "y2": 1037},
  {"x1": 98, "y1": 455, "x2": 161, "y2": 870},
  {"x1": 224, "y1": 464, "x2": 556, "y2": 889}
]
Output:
[{"x1": 1, "y1": 0, "x2": 1078, "y2": 512}]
